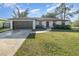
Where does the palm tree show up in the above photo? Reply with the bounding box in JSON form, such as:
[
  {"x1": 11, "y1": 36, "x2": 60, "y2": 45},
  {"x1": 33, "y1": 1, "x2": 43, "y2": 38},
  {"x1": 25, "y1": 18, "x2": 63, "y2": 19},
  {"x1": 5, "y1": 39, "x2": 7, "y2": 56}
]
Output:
[
  {"x1": 12, "y1": 7, "x2": 29, "y2": 18},
  {"x1": 19, "y1": 9, "x2": 29, "y2": 17}
]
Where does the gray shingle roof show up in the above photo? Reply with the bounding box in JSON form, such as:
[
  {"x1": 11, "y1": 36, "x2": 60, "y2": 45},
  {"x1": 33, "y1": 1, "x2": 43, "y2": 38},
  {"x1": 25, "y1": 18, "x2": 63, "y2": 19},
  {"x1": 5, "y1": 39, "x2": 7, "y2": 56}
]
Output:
[{"x1": 8, "y1": 17, "x2": 69, "y2": 21}]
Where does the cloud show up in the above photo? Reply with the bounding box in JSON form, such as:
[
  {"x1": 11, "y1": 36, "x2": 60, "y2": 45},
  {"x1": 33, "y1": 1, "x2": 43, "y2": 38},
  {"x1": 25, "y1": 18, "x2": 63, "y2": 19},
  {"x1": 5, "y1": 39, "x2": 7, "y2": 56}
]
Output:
[
  {"x1": 28, "y1": 8, "x2": 42, "y2": 17},
  {"x1": 30, "y1": 9, "x2": 40, "y2": 13},
  {"x1": 19, "y1": 9, "x2": 25, "y2": 13},
  {"x1": 2, "y1": 3, "x2": 17, "y2": 8},
  {"x1": 3, "y1": 3, "x2": 16, "y2": 7},
  {"x1": 2, "y1": 3, "x2": 25, "y2": 12},
  {"x1": 46, "y1": 4, "x2": 60, "y2": 12},
  {"x1": 46, "y1": 4, "x2": 51, "y2": 7},
  {"x1": 14, "y1": 9, "x2": 25, "y2": 14},
  {"x1": 47, "y1": 6, "x2": 55, "y2": 12}
]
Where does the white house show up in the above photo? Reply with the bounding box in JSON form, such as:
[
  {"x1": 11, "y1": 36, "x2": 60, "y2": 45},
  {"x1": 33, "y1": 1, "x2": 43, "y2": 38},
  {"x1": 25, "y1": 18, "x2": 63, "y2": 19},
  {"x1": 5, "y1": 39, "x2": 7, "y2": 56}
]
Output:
[{"x1": 8, "y1": 17, "x2": 70, "y2": 30}]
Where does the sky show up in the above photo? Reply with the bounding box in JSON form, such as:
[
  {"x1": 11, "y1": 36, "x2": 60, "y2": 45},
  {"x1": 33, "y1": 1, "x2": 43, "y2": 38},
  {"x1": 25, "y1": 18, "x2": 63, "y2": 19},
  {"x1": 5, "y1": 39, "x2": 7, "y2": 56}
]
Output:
[{"x1": 0, "y1": 3, "x2": 79, "y2": 21}]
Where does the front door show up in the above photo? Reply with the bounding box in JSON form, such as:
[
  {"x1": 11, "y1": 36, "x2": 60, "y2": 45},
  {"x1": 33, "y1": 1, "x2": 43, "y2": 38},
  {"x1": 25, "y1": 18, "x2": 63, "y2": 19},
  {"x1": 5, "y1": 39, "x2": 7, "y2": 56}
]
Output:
[{"x1": 46, "y1": 21, "x2": 49, "y2": 28}]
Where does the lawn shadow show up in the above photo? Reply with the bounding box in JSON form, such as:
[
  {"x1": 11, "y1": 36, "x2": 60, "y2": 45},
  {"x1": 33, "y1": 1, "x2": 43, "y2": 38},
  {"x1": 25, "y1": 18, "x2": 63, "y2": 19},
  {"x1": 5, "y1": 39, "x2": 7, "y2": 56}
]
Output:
[
  {"x1": 27, "y1": 33, "x2": 36, "y2": 39},
  {"x1": 33, "y1": 28, "x2": 46, "y2": 31},
  {"x1": 51, "y1": 29, "x2": 79, "y2": 32}
]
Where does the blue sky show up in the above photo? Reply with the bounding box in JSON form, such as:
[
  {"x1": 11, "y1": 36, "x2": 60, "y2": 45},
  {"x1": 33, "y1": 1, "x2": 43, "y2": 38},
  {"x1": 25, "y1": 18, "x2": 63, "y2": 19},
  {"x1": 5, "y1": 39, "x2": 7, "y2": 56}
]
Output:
[{"x1": 0, "y1": 3, "x2": 79, "y2": 21}]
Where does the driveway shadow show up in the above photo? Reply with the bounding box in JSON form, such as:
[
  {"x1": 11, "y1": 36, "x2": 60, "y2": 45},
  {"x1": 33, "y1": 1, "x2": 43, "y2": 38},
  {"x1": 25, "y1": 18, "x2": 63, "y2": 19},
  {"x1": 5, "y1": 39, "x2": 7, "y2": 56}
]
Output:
[{"x1": 27, "y1": 33, "x2": 36, "y2": 39}]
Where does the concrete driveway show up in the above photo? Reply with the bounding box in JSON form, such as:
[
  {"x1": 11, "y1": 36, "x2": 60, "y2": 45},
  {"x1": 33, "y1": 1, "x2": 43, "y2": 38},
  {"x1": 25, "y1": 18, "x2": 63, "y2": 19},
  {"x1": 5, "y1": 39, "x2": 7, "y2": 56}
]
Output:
[
  {"x1": 0, "y1": 29, "x2": 31, "y2": 39},
  {"x1": 0, "y1": 29, "x2": 31, "y2": 56}
]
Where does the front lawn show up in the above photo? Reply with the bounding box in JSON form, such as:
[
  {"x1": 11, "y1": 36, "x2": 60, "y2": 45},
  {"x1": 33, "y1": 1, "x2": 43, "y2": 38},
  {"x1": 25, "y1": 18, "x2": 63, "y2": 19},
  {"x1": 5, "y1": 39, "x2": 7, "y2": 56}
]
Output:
[
  {"x1": 0, "y1": 28, "x2": 10, "y2": 33},
  {"x1": 15, "y1": 30, "x2": 79, "y2": 56}
]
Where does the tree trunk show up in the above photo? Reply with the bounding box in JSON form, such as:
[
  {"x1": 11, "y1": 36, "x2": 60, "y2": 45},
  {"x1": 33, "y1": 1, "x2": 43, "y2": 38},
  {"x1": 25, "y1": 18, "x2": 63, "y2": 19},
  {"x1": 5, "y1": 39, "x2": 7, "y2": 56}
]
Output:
[
  {"x1": 63, "y1": 12, "x2": 65, "y2": 20},
  {"x1": 63, "y1": 4, "x2": 66, "y2": 20}
]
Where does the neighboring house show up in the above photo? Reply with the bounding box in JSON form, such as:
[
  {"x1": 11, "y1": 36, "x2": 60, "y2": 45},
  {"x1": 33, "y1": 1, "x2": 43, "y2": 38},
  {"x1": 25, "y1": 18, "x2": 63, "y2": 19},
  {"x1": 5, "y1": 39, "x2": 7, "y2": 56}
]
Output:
[
  {"x1": 0, "y1": 21, "x2": 10, "y2": 28},
  {"x1": 8, "y1": 17, "x2": 70, "y2": 30}
]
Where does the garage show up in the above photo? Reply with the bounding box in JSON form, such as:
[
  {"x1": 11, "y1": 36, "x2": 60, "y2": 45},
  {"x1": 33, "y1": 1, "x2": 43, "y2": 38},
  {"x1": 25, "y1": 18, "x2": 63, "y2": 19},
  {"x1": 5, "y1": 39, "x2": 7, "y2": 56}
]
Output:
[{"x1": 13, "y1": 21, "x2": 33, "y2": 29}]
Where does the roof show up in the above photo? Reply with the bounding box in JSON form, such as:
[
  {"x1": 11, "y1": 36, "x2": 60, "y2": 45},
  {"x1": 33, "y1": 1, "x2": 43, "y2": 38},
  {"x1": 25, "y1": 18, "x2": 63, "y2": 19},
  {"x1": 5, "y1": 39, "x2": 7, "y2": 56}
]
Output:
[
  {"x1": 37, "y1": 18, "x2": 69, "y2": 21},
  {"x1": 8, "y1": 17, "x2": 36, "y2": 20},
  {"x1": 8, "y1": 17, "x2": 69, "y2": 21}
]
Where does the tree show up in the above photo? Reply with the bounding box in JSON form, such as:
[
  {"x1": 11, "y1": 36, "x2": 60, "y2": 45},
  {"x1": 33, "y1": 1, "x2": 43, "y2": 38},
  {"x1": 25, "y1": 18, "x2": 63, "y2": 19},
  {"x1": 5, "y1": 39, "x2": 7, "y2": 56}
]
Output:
[
  {"x1": 12, "y1": 7, "x2": 29, "y2": 18},
  {"x1": 42, "y1": 12, "x2": 58, "y2": 18},
  {"x1": 19, "y1": 9, "x2": 29, "y2": 17},
  {"x1": 42, "y1": 3, "x2": 79, "y2": 20},
  {"x1": 55, "y1": 3, "x2": 79, "y2": 20},
  {"x1": 72, "y1": 16, "x2": 79, "y2": 27}
]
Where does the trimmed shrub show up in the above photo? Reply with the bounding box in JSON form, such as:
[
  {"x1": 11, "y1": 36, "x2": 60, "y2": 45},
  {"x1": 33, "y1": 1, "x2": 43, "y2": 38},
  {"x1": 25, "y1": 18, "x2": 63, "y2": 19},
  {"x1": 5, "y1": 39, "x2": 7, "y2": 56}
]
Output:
[
  {"x1": 52, "y1": 25, "x2": 71, "y2": 29},
  {"x1": 36, "y1": 25, "x2": 46, "y2": 29}
]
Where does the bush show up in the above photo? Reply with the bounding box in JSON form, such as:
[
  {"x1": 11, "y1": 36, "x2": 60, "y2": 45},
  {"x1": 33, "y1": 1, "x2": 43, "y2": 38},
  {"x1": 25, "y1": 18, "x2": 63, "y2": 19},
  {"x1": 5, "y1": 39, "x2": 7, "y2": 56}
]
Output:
[
  {"x1": 52, "y1": 25, "x2": 71, "y2": 29},
  {"x1": 36, "y1": 25, "x2": 46, "y2": 29}
]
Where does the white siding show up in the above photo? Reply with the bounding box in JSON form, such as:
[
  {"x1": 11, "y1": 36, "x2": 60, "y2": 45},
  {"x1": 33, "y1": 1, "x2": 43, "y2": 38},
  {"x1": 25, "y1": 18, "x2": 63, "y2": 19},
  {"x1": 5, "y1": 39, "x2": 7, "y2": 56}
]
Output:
[
  {"x1": 65, "y1": 21, "x2": 70, "y2": 25},
  {"x1": 10, "y1": 21, "x2": 13, "y2": 29},
  {"x1": 36, "y1": 21, "x2": 40, "y2": 25},
  {"x1": 42, "y1": 21, "x2": 46, "y2": 28},
  {"x1": 49, "y1": 21, "x2": 53, "y2": 28},
  {"x1": 56, "y1": 21, "x2": 62, "y2": 25},
  {"x1": 33, "y1": 20, "x2": 36, "y2": 29}
]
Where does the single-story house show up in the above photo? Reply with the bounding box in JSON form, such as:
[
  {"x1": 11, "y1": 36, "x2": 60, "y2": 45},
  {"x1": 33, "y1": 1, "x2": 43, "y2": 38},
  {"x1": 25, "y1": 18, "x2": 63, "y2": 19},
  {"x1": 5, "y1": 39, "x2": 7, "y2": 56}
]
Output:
[{"x1": 8, "y1": 17, "x2": 70, "y2": 30}]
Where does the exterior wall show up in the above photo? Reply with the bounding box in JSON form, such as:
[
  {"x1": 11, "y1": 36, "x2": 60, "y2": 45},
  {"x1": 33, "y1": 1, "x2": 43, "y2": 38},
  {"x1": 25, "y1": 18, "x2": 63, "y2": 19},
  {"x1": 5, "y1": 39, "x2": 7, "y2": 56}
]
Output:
[
  {"x1": 36, "y1": 21, "x2": 40, "y2": 25},
  {"x1": 33, "y1": 20, "x2": 36, "y2": 29},
  {"x1": 41, "y1": 21, "x2": 46, "y2": 28},
  {"x1": 65, "y1": 21, "x2": 70, "y2": 25},
  {"x1": 36, "y1": 20, "x2": 70, "y2": 29},
  {"x1": 10, "y1": 20, "x2": 12, "y2": 29},
  {"x1": 56, "y1": 21, "x2": 62, "y2": 25},
  {"x1": 49, "y1": 21, "x2": 53, "y2": 28}
]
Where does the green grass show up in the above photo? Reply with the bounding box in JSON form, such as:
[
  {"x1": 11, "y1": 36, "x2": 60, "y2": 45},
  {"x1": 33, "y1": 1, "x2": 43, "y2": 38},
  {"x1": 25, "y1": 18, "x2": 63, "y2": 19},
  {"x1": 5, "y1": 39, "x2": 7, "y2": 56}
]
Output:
[
  {"x1": 0, "y1": 28, "x2": 10, "y2": 33},
  {"x1": 0, "y1": 20, "x2": 6, "y2": 23},
  {"x1": 15, "y1": 30, "x2": 79, "y2": 56},
  {"x1": 0, "y1": 19, "x2": 10, "y2": 32}
]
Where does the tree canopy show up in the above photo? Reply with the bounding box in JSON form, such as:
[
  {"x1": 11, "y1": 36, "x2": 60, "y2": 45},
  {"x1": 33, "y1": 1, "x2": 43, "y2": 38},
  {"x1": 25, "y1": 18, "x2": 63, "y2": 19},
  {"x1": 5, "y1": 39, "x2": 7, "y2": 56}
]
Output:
[
  {"x1": 55, "y1": 3, "x2": 79, "y2": 20},
  {"x1": 42, "y1": 3, "x2": 79, "y2": 20},
  {"x1": 42, "y1": 12, "x2": 58, "y2": 18},
  {"x1": 72, "y1": 16, "x2": 79, "y2": 27}
]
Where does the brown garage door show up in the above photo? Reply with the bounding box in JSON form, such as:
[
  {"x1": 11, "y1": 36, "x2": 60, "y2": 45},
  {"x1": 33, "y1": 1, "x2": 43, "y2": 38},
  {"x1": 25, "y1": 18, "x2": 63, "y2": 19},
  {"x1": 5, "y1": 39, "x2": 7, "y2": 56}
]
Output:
[{"x1": 13, "y1": 21, "x2": 33, "y2": 29}]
